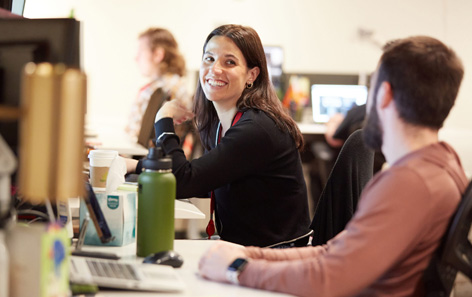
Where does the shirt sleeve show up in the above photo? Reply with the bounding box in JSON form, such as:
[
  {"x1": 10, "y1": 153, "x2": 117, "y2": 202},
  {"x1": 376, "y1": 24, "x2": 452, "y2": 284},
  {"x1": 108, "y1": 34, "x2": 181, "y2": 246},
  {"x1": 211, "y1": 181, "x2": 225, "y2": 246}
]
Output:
[
  {"x1": 239, "y1": 168, "x2": 435, "y2": 297},
  {"x1": 245, "y1": 243, "x2": 329, "y2": 261},
  {"x1": 333, "y1": 105, "x2": 366, "y2": 141},
  {"x1": 154, "y1": 116, "x2": 276, "y2": 198}
]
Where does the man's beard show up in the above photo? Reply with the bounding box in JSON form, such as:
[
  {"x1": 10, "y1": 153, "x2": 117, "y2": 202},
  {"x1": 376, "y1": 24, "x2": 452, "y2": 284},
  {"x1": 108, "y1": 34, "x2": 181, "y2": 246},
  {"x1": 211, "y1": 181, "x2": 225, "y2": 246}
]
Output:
[{"x1": 363, "y1": 102, "x2": 383, "y2": 152}]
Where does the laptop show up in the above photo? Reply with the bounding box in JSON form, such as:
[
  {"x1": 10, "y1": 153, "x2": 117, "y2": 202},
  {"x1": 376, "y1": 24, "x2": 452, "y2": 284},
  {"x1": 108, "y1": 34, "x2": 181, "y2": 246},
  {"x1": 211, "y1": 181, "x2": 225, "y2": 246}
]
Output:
[
  {"x1": 69, "y1": 256, "x2": 186, "y2": 292},
  {"x1": 311, "y1": 84, "x2": 368, "y2": 123}
]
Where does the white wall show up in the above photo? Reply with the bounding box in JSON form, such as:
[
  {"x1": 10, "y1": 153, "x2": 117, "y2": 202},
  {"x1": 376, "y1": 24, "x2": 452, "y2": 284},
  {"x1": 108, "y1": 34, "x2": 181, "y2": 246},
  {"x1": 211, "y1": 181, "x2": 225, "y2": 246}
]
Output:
[{"x1": 23, "y1": 0, "x2": 472, "y2": 173}]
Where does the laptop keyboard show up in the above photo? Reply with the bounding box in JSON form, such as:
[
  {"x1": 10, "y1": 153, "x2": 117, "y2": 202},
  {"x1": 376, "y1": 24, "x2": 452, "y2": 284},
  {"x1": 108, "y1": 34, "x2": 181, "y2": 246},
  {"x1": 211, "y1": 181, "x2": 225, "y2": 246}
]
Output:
[{"x1": 86, "y1": 258, "x2": 139, "y2": 280}]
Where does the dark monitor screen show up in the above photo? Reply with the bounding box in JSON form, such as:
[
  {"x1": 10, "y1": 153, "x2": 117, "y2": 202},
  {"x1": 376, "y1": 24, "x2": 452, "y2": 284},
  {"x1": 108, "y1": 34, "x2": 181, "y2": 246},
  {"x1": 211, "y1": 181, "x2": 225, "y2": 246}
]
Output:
[
  {"x1": 0, "y1": 18, "x2": 81, "y2": 181},
  {"x1": 0, "y1": 0, "x2": 25, "y2": 15},
  {"x1": 263, "y1": 45, "x2": 284, "y2": 98}
]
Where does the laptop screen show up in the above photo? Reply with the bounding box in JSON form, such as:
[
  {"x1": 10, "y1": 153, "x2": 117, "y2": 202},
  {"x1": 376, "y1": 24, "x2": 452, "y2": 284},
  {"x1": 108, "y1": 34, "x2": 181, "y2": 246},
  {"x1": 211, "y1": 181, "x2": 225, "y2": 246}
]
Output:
[{"x1": 311, "y1": 84, "x2": 368, "y2": 123}]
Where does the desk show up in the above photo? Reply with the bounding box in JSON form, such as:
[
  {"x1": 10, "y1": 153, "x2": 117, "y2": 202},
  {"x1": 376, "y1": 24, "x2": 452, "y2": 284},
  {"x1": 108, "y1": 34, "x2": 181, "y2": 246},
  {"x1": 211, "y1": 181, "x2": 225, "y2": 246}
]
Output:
[
  {"x1": 86, "y1": 124, "x2": 148, "y2": 157},
  {"x1": 81, "y1": 240, "x2": 294, "y2": 297},
  {"x1": 297, "y1": 122, "x2": 327, "y2": 145},
  {"x1": 297, "y1": 122, "x2": 327, "y2": 135},
  {"x1": 175, "y1": 199, "x2": 205, "y2": 220}
]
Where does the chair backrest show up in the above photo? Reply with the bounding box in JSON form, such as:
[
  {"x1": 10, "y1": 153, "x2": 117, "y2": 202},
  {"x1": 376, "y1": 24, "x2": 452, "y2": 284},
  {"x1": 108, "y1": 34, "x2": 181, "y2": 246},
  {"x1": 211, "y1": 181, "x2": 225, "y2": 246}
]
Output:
[
  {"x1": 137, "y1": 88, "x2": 170, "y2": 148},
  {"x1": 423, "y1": 180, "x2": 472, "y2": 297},
  {"x1": 310, "y1": 129, "x2": 374, "y2": 246}
]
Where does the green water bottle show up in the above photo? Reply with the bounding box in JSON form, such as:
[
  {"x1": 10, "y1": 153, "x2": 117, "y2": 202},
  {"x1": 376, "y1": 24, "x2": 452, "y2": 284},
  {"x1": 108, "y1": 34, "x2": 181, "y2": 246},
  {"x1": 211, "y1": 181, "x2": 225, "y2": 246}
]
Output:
[{"x1": 137, "y1": 146, "x2": 176, "y2": 257}]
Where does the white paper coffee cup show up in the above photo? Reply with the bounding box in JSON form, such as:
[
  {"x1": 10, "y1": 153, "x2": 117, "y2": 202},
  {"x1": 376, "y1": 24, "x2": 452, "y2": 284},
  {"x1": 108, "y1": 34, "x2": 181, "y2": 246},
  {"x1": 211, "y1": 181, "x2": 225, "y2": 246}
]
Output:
[{"x1": 88, "y1": 150, "x2": 118, "y2": 188}]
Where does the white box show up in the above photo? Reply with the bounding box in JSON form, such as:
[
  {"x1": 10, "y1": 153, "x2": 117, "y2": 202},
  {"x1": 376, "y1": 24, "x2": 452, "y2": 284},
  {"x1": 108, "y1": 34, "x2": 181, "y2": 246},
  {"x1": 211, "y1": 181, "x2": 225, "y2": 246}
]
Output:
[{"x1": 79, "y1": 190, "x2": 136, "y2": 246}]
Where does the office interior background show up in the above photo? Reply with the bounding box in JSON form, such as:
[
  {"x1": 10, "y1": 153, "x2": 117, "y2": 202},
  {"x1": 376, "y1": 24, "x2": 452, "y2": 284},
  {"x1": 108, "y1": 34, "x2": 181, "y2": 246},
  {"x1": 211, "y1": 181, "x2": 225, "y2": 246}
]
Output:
[{"x1": 23, "y1": 0, "x2": 472, "y2": 175}]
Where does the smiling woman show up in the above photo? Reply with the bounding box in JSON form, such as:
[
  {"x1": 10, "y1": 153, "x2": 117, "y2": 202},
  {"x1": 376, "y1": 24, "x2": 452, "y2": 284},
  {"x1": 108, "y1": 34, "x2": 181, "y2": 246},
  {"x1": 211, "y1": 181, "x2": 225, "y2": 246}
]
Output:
[
  {"x1": 199, "y1": 35, "x2": 259, "y2": 116},
  {"x1": 130, "y1": 24, "x2": 311, "y2": 248}
]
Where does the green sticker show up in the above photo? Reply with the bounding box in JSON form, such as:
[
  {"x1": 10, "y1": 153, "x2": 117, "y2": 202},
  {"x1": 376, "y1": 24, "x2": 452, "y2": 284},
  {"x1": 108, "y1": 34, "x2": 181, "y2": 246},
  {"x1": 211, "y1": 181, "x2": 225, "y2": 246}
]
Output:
[{"x1": 107, "y1": 195, "x2": 119, "y2": 209}]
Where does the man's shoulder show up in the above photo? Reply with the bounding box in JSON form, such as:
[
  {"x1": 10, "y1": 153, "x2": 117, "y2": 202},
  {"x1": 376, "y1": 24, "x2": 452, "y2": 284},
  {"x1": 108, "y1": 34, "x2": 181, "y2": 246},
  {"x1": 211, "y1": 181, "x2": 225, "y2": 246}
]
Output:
[
  {"x1": 365, "y1": 143, "x2": 465, "y2": 205},
  {"x1": 394, "y1": 142, "x2": 466, "y2": 188},
  {"x1": 367, "y1": 166, "x2": 427, "y2": 197}
]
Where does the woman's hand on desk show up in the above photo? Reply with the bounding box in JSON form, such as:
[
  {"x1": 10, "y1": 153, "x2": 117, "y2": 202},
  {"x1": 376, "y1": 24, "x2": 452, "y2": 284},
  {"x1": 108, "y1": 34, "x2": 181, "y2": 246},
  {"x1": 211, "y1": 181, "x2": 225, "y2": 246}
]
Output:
[
  {"x1": 198, "y1": 241, "x2": 248, "y2": 283},
  {"x1": 155, "y1": 100, "x2": 194, "y2": 125}
]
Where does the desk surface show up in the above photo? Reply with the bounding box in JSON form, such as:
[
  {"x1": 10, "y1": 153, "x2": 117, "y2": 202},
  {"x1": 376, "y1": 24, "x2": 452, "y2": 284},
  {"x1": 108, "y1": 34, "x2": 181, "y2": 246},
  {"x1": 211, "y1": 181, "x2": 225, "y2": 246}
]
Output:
[
  {"x1": 175, "y1": 199, "x2": 206, "y2": 220},
  {"x1": 82, "y1": 240, "x2": 293, "y2": 297},
  {"x1": 86, "y1": 124, "x2": 148, "y2": 157},
  {"x1": 297, "y1": 122, "x2": 327, "y2": 135}
]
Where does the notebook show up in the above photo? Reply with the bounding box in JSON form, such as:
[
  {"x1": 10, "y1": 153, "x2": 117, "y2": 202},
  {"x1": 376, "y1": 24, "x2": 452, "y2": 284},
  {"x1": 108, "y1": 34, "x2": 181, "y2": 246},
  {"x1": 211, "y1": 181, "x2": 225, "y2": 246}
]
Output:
[
  {"x1": 69, "y1": 256, "x2": 186, "y2": 292},
  {"x1": 311, "y1": 84, "x2": 368, "y2": 123}
]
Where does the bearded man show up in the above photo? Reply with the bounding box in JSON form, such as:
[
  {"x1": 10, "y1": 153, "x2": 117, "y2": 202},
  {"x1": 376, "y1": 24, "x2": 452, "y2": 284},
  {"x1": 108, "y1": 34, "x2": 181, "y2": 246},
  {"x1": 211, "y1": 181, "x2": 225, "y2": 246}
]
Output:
[{"x1": 198, "y1": 36, "x2": 469, "y2": 297}]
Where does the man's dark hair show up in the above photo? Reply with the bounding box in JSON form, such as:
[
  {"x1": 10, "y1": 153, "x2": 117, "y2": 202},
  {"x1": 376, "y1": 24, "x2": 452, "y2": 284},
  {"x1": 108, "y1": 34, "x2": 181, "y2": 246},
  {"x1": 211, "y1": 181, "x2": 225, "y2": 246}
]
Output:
[{"x1": 377, "y1": 36, "x2": 464, "y2": 129}]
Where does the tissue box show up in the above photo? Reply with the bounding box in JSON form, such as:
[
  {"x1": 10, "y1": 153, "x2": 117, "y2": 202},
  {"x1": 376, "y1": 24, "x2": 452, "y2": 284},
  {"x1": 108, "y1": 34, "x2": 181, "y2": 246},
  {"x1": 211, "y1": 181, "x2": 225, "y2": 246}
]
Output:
[
  {"x1": 80, "y1": 189, "x2": 136, "y2": 246},
  {"x1": 7, "y1": 223, "x2": 70, "y2": 297}
]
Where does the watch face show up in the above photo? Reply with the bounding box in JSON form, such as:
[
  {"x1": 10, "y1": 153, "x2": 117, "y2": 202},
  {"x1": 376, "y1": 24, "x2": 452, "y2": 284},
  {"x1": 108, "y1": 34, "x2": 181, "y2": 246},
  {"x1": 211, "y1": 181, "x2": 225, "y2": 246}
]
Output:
[{"x1": 229, "y1": 258, "x2": 248, "y2": 271}]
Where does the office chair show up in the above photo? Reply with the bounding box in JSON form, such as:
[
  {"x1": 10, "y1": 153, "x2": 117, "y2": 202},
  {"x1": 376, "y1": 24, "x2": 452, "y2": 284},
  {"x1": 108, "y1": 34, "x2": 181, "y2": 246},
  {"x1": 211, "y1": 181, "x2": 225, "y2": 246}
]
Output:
[
  {"x1": 137, "y1": 88, "x2": 170, "y2": 148},
  {"x1": 310, "y1": 129, "x2": 374, "y2": 246},
  {"x1": 423, "y1": 179, "x2": 472, "y2": 297}
]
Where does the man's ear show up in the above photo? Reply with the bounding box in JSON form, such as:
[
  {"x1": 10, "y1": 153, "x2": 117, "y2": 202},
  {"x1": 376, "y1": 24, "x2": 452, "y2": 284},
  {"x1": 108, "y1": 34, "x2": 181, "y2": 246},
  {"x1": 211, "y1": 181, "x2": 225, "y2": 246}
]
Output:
[
  {"x1": 378, "y1": 81, "x2": 394, "y2": 109},
  {"x1": 152, "y1": 47, "x2": 165, "y2": 64}
]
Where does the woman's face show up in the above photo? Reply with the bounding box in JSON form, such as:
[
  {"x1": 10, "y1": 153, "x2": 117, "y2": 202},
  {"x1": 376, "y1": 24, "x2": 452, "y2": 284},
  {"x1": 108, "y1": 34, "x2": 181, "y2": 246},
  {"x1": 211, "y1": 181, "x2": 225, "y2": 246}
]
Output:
[
  {"x1": 200, "y1": 35, "x2": 258, "y2": 108},
  {"x1": 135, "y1": 36, "x2": 159, "y2": 78}
]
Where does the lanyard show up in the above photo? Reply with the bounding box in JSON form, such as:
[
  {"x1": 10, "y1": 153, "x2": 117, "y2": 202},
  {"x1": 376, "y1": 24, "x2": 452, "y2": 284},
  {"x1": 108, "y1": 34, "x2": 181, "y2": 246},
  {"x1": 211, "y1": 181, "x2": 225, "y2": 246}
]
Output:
[{"x1": 206, "y1": 111, "x2": 243, "y2": 239}]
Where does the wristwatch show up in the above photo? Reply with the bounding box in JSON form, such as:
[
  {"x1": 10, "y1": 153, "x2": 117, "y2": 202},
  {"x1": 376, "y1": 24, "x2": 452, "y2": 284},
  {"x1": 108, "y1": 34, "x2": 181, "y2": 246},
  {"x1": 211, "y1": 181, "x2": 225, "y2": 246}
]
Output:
[{"x1": 226, "y1": 258, "x2": 249, "y2": 285}]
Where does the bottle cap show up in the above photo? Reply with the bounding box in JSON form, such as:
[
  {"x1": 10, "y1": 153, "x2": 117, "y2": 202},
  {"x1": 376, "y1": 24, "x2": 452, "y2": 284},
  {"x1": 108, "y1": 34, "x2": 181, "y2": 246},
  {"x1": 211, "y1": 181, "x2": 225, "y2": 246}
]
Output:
[{"x1": 142, "y1": 147, "x2": 172, "y2": 170}]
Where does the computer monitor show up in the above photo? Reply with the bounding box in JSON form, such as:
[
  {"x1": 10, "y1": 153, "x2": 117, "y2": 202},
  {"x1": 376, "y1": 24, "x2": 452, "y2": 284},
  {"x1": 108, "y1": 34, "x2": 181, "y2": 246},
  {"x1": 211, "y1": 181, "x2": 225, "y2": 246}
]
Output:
[
  {"x1": 0, "y1": 0, "x2": 23, "y2": 15},
  {"x1": 10, "y1": 0, "x2": 25, "y2": 16},
  {"x1": 0, "y1": 0, "x2": 26, "y2": 15},
  {"x1": 0, "y1": 18, "x2": 81, "y2": 175},
  {"x1": 311, "y1": 84, "x2": 368, "y2": 123},
  {"x1": 0, "y1": 18, "x2": 81, "y2": 225},
  {"x1": 263, "y1": 46, "x2": 284, "y2": 98}
]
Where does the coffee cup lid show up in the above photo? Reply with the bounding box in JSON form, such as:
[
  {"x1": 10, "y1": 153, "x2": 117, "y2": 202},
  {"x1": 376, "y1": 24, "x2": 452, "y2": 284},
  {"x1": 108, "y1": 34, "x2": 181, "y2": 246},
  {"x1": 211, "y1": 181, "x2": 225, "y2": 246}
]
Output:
[{"x1": 88, "y1": 150, "x2": 118, "y2": 159}]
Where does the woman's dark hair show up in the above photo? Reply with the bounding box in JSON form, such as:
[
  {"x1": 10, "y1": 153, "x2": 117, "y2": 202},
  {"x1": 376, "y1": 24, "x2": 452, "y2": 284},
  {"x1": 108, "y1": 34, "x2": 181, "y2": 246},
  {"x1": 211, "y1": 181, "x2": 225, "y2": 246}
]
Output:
[
  {"x1": 139, "y1": 28, "x2": 186, "y2": 76},
  {"x1": 194, "y1": 24, "x2": 304, "y2": 151},
  {"x1": 377, "y1": 36, "x2": 463, "y2": 129}
]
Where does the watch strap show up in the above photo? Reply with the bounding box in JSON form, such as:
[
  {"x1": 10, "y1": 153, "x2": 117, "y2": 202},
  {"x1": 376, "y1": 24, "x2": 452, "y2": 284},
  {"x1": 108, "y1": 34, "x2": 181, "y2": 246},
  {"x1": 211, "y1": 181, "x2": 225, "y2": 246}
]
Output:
[{"x1": 226, "y1": 258, "x2": 248, "y2": 285}]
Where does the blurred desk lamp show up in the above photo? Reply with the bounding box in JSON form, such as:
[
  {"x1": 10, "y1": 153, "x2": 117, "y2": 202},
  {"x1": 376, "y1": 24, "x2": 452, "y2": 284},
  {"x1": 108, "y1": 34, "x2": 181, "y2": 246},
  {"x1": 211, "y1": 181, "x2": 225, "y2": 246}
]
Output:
[{"x1": 18, "y1": 62, "x2": 86, "y2": 218}]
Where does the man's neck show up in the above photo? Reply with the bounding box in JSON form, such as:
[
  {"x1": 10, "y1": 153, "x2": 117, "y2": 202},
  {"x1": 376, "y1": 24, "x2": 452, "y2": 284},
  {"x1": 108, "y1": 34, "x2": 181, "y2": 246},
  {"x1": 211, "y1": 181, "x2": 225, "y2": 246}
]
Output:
[{"x1": 382, "y1": 123, "x2": 439, "y2": 165}]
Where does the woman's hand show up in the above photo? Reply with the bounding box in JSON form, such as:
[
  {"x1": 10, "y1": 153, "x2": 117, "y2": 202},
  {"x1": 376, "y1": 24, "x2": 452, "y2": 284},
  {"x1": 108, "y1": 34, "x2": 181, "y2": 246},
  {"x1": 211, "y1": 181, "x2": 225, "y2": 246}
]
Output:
[
  {"x1": 125, "y1": 158, "x2": 139, "y2": 174},
  {"x1": 155, "y1": 99, "x2": 194, "y2": 125},
  {"x1": 198, "y1": 241, "x2": 248, "y2": 283}
]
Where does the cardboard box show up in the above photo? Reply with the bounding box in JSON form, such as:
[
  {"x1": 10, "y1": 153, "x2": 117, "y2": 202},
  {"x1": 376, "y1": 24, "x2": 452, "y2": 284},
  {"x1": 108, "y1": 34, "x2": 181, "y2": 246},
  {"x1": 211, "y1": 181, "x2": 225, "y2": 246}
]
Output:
[{"x1": 79, "y1": 189, "x2": 136, "y2": 246}]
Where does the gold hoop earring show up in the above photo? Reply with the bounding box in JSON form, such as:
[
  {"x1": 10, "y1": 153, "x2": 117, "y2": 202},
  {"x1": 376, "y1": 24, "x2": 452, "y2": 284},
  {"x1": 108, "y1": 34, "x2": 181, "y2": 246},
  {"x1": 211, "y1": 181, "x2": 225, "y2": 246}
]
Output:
[{"x1": 246, "y1": 82, "x2": 253, "y2": 89}]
